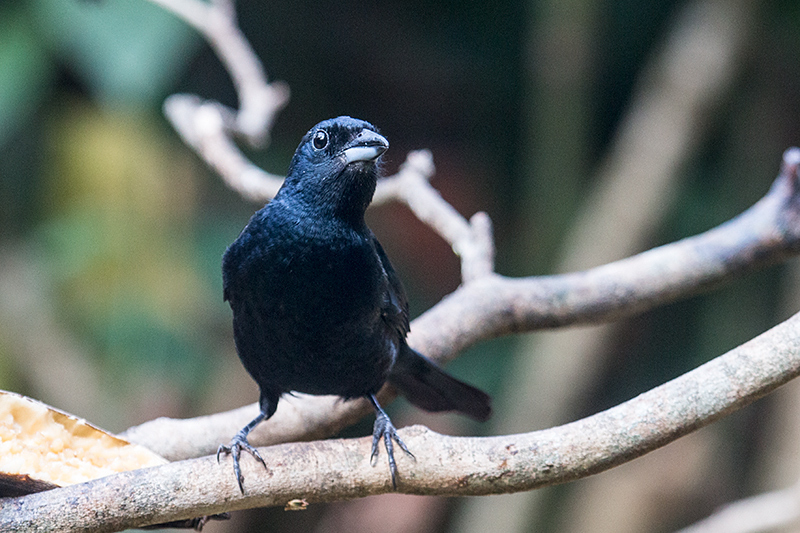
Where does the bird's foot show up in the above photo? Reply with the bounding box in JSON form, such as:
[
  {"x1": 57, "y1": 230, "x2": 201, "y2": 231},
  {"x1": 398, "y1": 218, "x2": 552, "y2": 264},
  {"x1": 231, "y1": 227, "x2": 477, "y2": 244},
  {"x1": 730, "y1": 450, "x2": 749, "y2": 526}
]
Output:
[
  {"x1": 370, "y1": 409, "x2": 415, "y2": 488},
  {"x1": 217, "y1": 433, "x2": 267, "y2": 493}
]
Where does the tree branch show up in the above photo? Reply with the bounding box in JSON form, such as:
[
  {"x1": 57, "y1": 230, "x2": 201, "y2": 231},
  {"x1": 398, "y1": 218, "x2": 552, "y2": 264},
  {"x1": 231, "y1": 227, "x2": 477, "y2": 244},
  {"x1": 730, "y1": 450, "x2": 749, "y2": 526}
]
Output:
[
  {"x1": 148, "y1": 0, "x2": 288, "y2": 146},
  {"x1": 120, "y1": 148, "x2": 800, "y2": 461},
  {"x1": 372, "y1": 150, "x2": 496, "y2": 281},
  {"x1": 8, "y1": 305, "x2": 800, "y2": 531},
  {"x1": 149, "y1": 0, "x2": 497, "y2": 282}
]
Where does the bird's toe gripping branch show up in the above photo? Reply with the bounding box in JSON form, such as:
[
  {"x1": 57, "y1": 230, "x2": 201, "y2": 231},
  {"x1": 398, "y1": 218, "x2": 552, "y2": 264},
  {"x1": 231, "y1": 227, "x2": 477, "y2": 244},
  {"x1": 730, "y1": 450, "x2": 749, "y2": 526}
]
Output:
[
  {"x1": 369, "y1": 395, "x2": 415, "y2": 488},
  {"x1": 217, "y1": 433, "x2": 267, "y2": 493}
]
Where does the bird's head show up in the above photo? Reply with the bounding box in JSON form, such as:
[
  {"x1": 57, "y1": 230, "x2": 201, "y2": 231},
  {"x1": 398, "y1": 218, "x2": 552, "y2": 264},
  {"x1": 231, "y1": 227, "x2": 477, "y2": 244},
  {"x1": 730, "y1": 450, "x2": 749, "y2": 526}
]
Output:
[{"x1": 279, "y1": 116, "x2": 388, "y2": 224}]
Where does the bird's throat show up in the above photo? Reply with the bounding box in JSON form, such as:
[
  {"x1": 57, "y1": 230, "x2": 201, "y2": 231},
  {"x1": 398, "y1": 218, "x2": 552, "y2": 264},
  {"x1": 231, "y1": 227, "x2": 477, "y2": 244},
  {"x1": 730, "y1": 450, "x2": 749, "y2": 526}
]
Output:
[{"x1": 332, "y1": 164, "x2": 378, "y2": 224}]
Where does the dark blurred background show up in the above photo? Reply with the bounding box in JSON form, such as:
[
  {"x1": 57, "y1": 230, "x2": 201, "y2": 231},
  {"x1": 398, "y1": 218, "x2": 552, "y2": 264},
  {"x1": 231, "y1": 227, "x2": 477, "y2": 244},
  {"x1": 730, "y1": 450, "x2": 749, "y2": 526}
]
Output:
[{"x1": 2, "y1": 0, "x2": 800, "y2": 531}]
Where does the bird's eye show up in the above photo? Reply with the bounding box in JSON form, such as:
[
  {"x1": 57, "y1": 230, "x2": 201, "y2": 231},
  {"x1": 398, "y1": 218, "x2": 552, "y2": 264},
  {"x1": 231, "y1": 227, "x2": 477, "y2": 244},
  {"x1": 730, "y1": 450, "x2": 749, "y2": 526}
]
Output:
[{"x1": 312, "y1": 130, "x2": 329, "y2": 150}]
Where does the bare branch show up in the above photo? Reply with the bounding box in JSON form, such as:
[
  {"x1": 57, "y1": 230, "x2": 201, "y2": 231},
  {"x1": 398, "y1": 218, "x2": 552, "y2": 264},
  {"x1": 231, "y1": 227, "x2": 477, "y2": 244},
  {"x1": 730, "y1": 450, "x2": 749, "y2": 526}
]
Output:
[
  {"x1": 121, "y1": 149, "x2": 800, "y2": 461},
  {"x1": 147, "y1": 0, "x2": 289, "y2": 145},
  {"x1": 148, "y1": 0, "x2": 500, "y2": 283},
  {"x1": 163, "y1": 95, "x2": 285, "y2": 201},
  {"x1": 410, "y1": 148, "x2": 800, "y2": 358},
  {"x1": 8, "y1": 306, "x2": 800, "y2": 531},
  {"x1": 374, "y1": 150, "x2": 496, "y2": 281},
  {"x1": 145, "y1": 0, "x2": 292, "y2": 204}
]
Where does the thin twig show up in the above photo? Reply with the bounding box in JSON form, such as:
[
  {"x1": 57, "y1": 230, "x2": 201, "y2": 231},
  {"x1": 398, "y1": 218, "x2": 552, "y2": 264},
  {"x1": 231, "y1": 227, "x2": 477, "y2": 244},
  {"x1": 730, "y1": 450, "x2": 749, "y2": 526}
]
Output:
[
  {"x1": 163, "y1": 95, "x2": 285, "y2": 201},
  {"x1": 374, "y1": 150, "x2": 496, "y2": 281},
  {"x1": 147, "y1": 0, "x2": 289, "y2": 145}
]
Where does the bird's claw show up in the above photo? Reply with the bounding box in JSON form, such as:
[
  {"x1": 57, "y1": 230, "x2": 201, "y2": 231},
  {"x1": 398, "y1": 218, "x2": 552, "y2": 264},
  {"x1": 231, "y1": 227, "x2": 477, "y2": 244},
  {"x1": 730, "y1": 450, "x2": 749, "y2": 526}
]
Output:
[
  {"x1": 217, "y1": 434, "x2": 267, "y2": 493},
  {"x1": 371, "y1": 411, "x2": 414, "y2": 488}
]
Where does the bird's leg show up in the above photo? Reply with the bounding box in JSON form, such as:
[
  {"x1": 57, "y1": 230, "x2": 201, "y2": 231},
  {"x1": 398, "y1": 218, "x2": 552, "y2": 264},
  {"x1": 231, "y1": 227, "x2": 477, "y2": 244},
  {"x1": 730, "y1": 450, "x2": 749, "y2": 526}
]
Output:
[
  {"x1": 368, "y1": 394, "x2": 414, "y2": 488},
  {"x1": 217, "y1": 411, "x2": 268, "y2": 493}
]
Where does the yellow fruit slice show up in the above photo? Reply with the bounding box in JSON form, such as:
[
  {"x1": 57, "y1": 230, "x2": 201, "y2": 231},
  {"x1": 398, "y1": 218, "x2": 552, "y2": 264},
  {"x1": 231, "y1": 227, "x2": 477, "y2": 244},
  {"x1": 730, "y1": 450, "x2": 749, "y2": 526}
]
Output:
[{"x1": 0, "y1": 390, "x2": 167, "y2": 496}]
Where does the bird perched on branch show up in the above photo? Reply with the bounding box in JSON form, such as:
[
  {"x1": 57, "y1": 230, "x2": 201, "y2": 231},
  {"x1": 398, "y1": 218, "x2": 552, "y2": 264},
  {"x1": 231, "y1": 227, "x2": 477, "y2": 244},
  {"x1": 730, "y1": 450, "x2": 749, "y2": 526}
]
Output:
[{"x1": 218, "y1": 116, "x2": 492, "y2": 491}]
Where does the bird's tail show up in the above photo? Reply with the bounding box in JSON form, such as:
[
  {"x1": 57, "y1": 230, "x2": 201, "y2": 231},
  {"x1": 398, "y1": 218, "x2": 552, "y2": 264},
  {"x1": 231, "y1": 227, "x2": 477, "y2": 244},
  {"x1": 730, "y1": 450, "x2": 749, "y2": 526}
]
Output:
[{"x1": 388, "y1": 345, "x2": 492, "y2": 422}]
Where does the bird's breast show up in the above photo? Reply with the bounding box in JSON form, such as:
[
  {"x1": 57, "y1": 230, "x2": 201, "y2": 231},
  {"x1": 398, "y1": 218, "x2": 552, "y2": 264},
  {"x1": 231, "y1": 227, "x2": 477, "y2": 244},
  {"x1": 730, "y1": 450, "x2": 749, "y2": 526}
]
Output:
[
  {"x1": 224, "y1": 203, "x2": 398, "y2": 397},
  {"x1": 260, "y1": 225, "x2": 382, "y2": 323}
]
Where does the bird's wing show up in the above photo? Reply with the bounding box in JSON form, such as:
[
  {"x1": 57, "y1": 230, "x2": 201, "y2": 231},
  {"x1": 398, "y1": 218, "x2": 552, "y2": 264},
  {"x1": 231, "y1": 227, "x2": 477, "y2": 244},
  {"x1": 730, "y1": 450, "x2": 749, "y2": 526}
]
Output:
[
  {"x1": 370, "y1": 234, "x2": 410, "y2": 338},
  {"x1": 222, "y1": 232, "x2": 247, "y2": 303}
]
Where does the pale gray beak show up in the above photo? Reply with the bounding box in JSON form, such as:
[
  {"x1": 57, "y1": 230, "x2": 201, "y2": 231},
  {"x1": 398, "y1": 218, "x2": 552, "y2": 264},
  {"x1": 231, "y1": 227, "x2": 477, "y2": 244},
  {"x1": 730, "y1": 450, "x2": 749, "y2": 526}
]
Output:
[{"x1": 342, "y1": 129, "x2": 388, "y2": 164}]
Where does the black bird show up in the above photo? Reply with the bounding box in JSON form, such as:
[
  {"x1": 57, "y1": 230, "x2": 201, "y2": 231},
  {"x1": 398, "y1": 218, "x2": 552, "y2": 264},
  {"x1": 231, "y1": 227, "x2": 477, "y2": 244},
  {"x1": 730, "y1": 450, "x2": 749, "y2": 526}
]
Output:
[{"x1": 218, "y1": 116, "x2": 492, "y2": 491}]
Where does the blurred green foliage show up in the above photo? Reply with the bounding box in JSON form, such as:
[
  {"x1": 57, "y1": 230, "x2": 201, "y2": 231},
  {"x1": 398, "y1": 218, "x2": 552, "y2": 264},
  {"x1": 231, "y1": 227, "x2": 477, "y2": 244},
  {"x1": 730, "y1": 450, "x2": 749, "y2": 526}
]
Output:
[
  {"x1": 0, "y1": 6, "x2": 52, "y2": 148},
  {"x1": 38, "y1": 103, "x2": 211, "y2": 385},
  {"x1": 32, "y1": 0, "x2": 200, "y2": 106}
]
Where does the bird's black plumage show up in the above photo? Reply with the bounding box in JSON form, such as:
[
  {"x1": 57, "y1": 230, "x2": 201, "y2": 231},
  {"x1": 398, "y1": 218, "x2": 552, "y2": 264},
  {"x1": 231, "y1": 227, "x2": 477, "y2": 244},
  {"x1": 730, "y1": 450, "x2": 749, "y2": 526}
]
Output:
[{"x1": 219, "y1": 116, "x2": 491, "y2": 491}]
